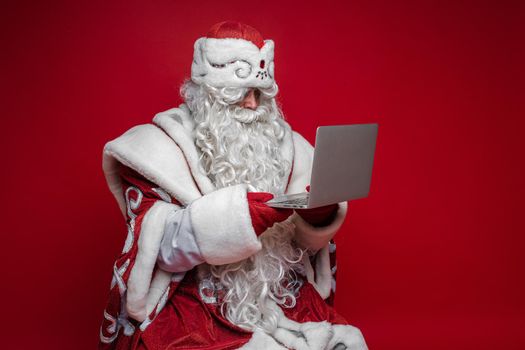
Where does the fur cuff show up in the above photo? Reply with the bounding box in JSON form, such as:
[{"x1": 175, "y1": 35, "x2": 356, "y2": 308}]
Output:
[
  {"x1": 292, "y1": 202, "x2": 348, "y2": 252},
  {"x1": 126, "y1": 201, "x2": 174, "y2": 322},
  {"x1": 190, "y1": 185, "x2": 262, "y2": 265}
]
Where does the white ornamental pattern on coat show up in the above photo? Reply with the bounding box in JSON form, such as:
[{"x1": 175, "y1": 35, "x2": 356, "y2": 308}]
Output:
[
  {"x1": 122, "y1": 186, "x2": 143, "y2": 253},
  {"x1": 100, "y1": 185, "x2": 144, "y2": 343}
]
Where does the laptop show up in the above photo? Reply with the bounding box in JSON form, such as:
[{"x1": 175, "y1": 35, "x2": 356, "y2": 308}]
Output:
[{"x1": 267, "y1": 124, "x2": 378, "y2": 209}]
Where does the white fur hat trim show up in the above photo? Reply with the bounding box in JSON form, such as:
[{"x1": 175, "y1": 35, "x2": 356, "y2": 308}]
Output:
[{"x1": 191, "y1": 37, "x2": 275, "y2": 89}]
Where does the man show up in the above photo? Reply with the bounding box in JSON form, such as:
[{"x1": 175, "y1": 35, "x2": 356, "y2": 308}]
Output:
[{"x1": 99, "y1": 21, "x2": 368, "y2": 350}]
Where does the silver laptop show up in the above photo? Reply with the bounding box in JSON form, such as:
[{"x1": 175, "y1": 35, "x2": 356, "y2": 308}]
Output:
[{"x1": 267, "y1": 124, "x2": 378, "y2": 209}]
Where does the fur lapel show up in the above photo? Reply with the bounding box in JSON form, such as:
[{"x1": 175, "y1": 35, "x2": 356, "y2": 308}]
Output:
[{"x1": 152, "y1": 105, "x2": 216, "y2": 195}]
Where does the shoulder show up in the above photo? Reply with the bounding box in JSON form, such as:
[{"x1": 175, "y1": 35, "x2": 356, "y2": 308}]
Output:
[
  {"x1": 105, "y1": 124, "x2": 177, "y2": 161},
  {"x1": 102, "y1": 107, "x2": 203, "y2": 214},
  {"x1": 102, "y1": 105, "x2": 194, "y2": 182},
  {"x1": 105, "y1": 104, "x2": 193, "y2": 158},
  {"x1": 103, "y1": 122, "x2": 192, "y2": 193}
]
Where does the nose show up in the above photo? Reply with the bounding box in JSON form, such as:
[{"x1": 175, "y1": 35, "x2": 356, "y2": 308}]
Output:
[{"x1": 239, "y1": 89, "x2": 258, "y2": 110}]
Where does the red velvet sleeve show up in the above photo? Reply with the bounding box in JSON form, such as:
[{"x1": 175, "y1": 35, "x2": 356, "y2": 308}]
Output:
[{"x1": 99, "y1": 165, "x2": 181, "y2": 349}]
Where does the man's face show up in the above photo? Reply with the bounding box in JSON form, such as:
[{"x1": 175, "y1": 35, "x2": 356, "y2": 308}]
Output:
[{"x1": 238, "y1": 88, "x2": 261, "y2": 110}]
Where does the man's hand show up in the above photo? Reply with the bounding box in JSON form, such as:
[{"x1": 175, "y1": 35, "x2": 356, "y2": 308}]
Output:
[
  {"x1": 295, "y1": 186, "x2": 339, "y2": 227},
  {"x1": 247, "y1": 192, "x2": 293, "y2": 236}
]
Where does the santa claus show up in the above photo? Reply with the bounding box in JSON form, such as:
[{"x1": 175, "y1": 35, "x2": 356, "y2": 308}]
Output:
[{"x1": 99, "y1": 21, "x2": 368, "y2": 350}]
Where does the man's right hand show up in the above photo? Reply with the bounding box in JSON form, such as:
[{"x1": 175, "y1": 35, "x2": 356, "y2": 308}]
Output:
[{"x1": 247, "y1": 192, "x2": 293, "y2": 236}]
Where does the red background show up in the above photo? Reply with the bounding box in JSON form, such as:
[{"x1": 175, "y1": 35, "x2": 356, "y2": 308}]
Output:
[{"x1": 1, "y1": 1, "x2": 524, "y2": 349}]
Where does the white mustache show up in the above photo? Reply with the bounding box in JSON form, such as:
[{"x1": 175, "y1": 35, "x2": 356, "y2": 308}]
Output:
[{"x1": 230, "y1": 104, "x2": 271, "y2": 124}]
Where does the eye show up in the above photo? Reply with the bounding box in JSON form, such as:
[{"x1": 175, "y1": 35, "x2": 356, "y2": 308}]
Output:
[{"x1": 211, "y1": 63, "x2": 226, "y2": 68}]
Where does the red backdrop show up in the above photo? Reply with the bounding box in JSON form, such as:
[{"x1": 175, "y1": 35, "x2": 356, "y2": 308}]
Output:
[{"x1": 1, "y1": 0, "x2": 524, "y2": 349}]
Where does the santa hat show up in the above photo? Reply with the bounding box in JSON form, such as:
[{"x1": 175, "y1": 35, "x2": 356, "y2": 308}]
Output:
[{"x1": 191, "y1": 21, "x2": 275, "y2": 89}]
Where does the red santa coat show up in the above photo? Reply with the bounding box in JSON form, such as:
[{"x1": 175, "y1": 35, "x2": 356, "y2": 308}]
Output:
[{"x1": 99, "y1": 105, "x2": 359, "y2": 350}]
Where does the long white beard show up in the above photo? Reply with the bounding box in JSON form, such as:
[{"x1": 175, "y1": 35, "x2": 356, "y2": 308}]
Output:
[
  {"x1": 182, "y1": 81, "x2": 303, "y2": 333},
  {"x1": 182, "y1": 80, "x2": 290, "y2": 194}
]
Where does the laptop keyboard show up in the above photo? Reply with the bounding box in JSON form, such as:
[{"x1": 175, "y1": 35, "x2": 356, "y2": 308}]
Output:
[
  {"x1": 267, "y1": 193, "x2": 310, "y2": 208},
  {"x1": 281, "y1": 196, "x2": 309, "y2": 206}
]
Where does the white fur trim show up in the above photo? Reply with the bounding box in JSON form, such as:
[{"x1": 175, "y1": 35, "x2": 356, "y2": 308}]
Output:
[
  {"x1": 126, "y1": 201, "x2": 175, "y2": 321},
  {"x1": 273, "y1": 321, "x2": 333, "y2": 350},
  {"x1": 191, "y1": 37, "x2": 275, "y2": 89},
  {"x1": 240, "y1": 301, "x2": 367, "y2": 350},
  {"x1": 103, "y1": 124, "x2": 202, "y2": 214},
  {"x1": 189, "y1": 184, "x2": 261, "y2": 265},
  {"x1": 152, "y1": 105, "x2": 216, "y2": 195},
  {"x1": 102, "y1": 154, "x2": 128, "y2": 217}
]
